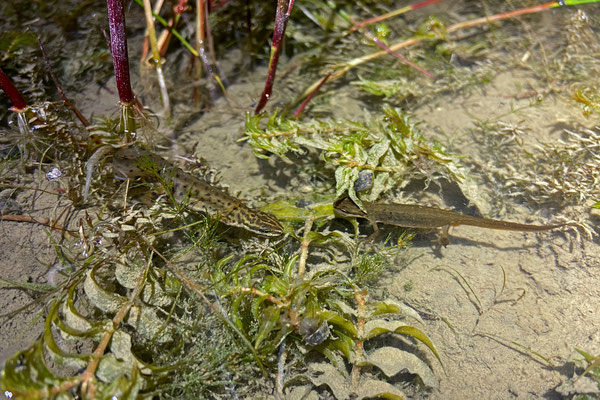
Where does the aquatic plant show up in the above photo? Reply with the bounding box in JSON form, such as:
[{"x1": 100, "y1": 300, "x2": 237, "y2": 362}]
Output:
[
  {"x1": 1, "y1": 1, "x2": 598, "y2": 399},
  {"x1": 245, "y1": 105, "x2": 473, "y2": 207}
]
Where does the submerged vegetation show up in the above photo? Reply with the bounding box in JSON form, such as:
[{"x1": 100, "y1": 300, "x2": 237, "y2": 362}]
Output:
[
  {"x1": 0, "y1": 0, "x2": 599, "y2": 399},
  {"x1": 244, "y1": 105, "x2": 467, "y2": 205}
]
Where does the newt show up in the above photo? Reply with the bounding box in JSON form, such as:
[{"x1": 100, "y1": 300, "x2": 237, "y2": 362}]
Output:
[
  {"x1": 112, "y1": 147, "x2": 284, "y2": 237},
  {"x1": 333, "y1": 197, "x2": 566, "y2": 246}
]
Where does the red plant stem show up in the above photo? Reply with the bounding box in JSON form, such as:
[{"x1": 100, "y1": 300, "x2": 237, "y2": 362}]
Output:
[
  {"x1": 411, "y1": 0, "x2": 444, "y2": 10},
  {"x1": 107, "y1": 0, "x2": 134, "y2": 104},
  {"x1": 292, "y1": 73, "x2": 330, "y2": 118},
  {"x1": 254, "y1": 0, "x2": 295, "y2": 114},
  {"x1": 356, "y1": 0, "x2": 444, "y2": 28},
  {"x1": 446, "y1": 2, "x2": 555, "y2": 33},
  {"x1": 0, "y1": 68, "x2": 27, "y2": 111}
]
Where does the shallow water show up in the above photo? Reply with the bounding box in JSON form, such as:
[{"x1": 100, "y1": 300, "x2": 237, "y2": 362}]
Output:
[{"x1": 1, "y1": 1, "x2": 600, "y2": 399}]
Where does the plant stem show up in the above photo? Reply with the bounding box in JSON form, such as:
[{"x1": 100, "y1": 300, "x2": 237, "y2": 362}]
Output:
[
  {"x1": 353, "y1": 0, "x2": 445, "y2": 29},
  {"x1": 195, "y1": 0, "x2": 206, "y2": 105},
  {"x1": 254, "y1": 0, "x2": 295, "y2": 113},
  {"x1": 133, "y1": 0, "x2": 199, "y2": 56},
  {"x1": 292, "y1": 73, "x2": 330, "y2": 117},
  {"x1": 142, "y1": 0, "x2": 171, "y2": 118},
  {"x1": 0, "y1": 68, "x2": 27, "y2": 111},
  {"x1": 0, "y1": 215, "x2": 75, "y2": 235},
  {"x1": 107, "y1": 0, "x2": 134, "y2": 104},
  {"x1": 195, "y1": 0, "x2": 225, "y2": 103},
  {"x1": 297, "y1": 216, "x2": 314, "y2": 277},
  {"x1": 140, "y1": 0, "x2": 165, "y2": 61},
  {"x1": 0, "y1": 68, "x2": 31, "y2": 134}
]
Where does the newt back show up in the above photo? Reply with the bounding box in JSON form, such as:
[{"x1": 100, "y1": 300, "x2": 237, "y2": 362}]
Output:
[
  {"x1": 113, "y1": 147, "x2": 284, "y2": 237},
  {"x1": 333, "y1": 197, "x2": 566, "y2": 243}
]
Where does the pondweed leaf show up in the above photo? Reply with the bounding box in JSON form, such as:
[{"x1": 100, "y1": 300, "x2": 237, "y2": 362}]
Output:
[
  {"x1": 359, "y1": 347, "x2": 438, "y2": 388},
  {"x1": 363, "y1": 320, "x2": 442, "y2": 367}
]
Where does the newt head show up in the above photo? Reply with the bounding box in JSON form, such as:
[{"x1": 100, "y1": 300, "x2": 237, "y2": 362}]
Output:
[{"x1": 333, "y1": 197, "x2": 367, "y2": 218}]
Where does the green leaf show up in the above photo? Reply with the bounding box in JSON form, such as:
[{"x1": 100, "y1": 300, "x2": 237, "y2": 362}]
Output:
[
  {"x1": 367, "y1": 300, "x2": 423, "y2": 323},
  {"x1": 352, "y1": 76, "x2": 402, "y2": 98},
  {"x1": 263, "y1": 274, "x2": 289, "y2": 296},
  {"x1": 0, "y1": 31, "x2": 37, "y2": 53},
  {"x1": 95, "y1": 371, "x2": 143, "y2": 400},
  {"x1": 576, "y1": 348, "x2": 595, "y2": 363},
  {"x1": 306, "y1": 230, "x2": 343, "y2": 244},
  {"x1": 318, "y1": 310, "x2": 357, "y2": 337},
  {"x1": 244, "y1": 107, "x2": 468, "y2": 204},
  {"x1": 325, "y1": 330, "x2": 355, "y2": 360},
  {"x1": 0, "y1": 279, "x2": 55, "y2": 292},
  {"x1": 365, "y1": 170, "x2": 391, "y2": 202},
  {"x1": 0, "y1": 341, "x2": 64, "y2": 398},
  {"x1": 367, "y1": 138, "x2": 390, "y2": 166},
  {"x1": 254, "y1": 305, "x2": 281, "y2": 350},
  {"x1": 84, "y1": 268, "x2": 127, "y2": 313},
  {"x1": 45, "y1": 300, "x2": 90, "y2": 369},
  {"x1": 363, "y1": 320, "x2": 442, "y2": 367}
]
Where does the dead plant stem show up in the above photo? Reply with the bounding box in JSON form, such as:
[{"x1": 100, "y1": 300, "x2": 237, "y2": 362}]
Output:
[{"x1": 297, "y1": 216, "x2": 314, "y2": 277}]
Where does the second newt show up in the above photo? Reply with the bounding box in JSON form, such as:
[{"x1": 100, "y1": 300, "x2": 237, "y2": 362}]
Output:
[
  {"x1": 333, "y1": 197, "x2": 566, "y2": 245},
  {"x1": 112, "y1": 147, "x2": 284, "y2": 237}
]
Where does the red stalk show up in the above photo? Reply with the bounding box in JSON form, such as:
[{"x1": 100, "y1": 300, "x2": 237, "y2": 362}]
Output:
[
  {"x1": 292, "y1": 73, "x2": 330, "y2": 118},
  {"x1": 107, "y1": 0, "x2": 134, "y2": 104},
  {"x1": 356, "y1": 0, "x2": 444, "y2": 28},
  {"x1": 411, "y1": 0, "x2": 444, "y2": 10},
  {"x1": 0, "y1": 68, "x2": 28, "y2": 111},
  {"x1": 254, "y1": 0, "x2": 295, "y2": 114},
  {"x1": 446, "y1": 2, "x2": 556, "y2": 33}
]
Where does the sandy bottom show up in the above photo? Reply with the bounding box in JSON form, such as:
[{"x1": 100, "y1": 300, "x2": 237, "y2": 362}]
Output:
[{"x1": 1, "y1": 37, "x2": 599, "y2": 400}]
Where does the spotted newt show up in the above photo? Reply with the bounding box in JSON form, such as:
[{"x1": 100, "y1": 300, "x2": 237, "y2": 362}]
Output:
[
  {"x1": 112, "y1": 147, "x2": 284, "y2": 237},
  {"x1": 333, "y1": 197, "x2": 566, "y2": 245}
]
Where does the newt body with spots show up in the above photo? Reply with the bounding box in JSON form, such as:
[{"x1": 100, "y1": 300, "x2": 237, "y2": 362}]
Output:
[
  {"x1": 333, "y1": 197, "x2": 566, "y2": 245},
  {"x1": 112, "y1": 147, "x2": 283, "y2": 237}
]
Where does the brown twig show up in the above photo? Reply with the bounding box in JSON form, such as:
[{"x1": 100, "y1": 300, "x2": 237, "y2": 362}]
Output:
[
  {"x1": 0, "y1": 214, "x2": 76, "y2": 235},
  {"x1": 297, "y1": 216, "x2": 314, "y2": 277}
]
